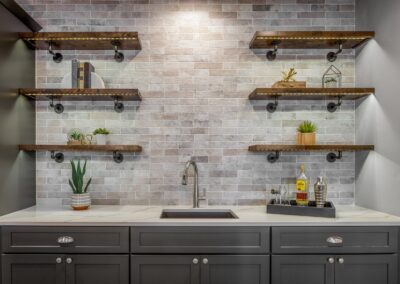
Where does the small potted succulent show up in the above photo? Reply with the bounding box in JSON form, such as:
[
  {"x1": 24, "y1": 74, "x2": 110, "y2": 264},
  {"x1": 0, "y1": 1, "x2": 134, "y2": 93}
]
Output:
[
  {"x1": 93, "y1": 128, "x2": 110, "y2": 145},
  {"x1": 67, "y1": 129, "x2": 84, "y2": 145},
  {"x1": 297, "y1": 121, "x2": 317, "y2": 145},
  {"x1": 68, "y1": 160, "x2": 92, "y2": 210}
]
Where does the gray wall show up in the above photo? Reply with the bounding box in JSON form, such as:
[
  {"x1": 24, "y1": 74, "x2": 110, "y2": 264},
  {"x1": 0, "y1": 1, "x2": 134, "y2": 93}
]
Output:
[
  {"x1": 355, "y1": 0, "x2": 400, "y2": 215},
  {"x1": 0, "y1": 3, "x2": 36, "y2": 215}
]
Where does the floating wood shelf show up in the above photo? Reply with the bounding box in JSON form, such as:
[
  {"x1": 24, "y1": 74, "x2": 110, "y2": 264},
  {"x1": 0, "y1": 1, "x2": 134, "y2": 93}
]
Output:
[
  {"x1": 19, "y1": 32, "x2": 141, "y2": 50},
  {"x1": 248, "y1": 144, "x2": 374, "y2": 152},
  {"x1": 249, "y1": 144, "x2": 374, "y2": 163},
  {"x1": 19, "y1": 88, "x2": 142, "y2": 101},
  {"x1": 249, "y1": 88, "x2": 374, "y2": 100},
  {"x1": 19, "y1": 144, "x2": 143, "y2": 152},
  {"x1": 250, "y1": 31, "x2": 374, "y2": 49},
  {"x1": 19, "y1": 144, "x2": 142, "y2": 164}
]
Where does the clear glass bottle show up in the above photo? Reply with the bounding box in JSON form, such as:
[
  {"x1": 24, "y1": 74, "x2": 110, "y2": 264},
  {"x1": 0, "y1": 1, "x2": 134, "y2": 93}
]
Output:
[{"x1": 296, "y1": 164, "x2": 309, "y2": 206}]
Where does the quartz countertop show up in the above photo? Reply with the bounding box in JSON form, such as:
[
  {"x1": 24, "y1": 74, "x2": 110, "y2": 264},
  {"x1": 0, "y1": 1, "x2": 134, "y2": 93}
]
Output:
[{"x1": 0, "y1": 205, "x2": 399, "y2": 226}]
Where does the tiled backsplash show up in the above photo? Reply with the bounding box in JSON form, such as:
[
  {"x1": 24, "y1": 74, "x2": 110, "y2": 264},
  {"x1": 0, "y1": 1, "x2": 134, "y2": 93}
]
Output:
[{"x1": 18, "y1": 0, "x2": 357, "y2": 206}]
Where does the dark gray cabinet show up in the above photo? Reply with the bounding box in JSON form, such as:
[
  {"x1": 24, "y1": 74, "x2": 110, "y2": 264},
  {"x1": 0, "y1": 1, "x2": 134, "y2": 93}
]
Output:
[
  {"x1": 335, "y1": 254, "x2": 397, "y2": 284},
  {"x1": 200, "y1": 255, "x2": 269, "y2": 284},
  {"x1": 272, "y1": 254, "x2": 397, "y2": 284},
  {"x1": 2, "y1": 254, "x2": 129, "y2": 284},
  {"x1": 2, "y1": 254, "x2": 65, "y2": 284},
  {"x1": 272, "y1": 255, "x2": 334, "y2": 284},
  {"x1": 131, "y1": 255, "x2": 200, "y2": 284},
  {"x1": 131, "y1": 255, "x2": 269, "y2": 284}
]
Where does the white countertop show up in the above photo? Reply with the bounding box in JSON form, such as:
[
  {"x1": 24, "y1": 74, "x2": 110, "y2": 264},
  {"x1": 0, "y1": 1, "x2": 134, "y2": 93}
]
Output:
[{"x1": 0, "y1": 205, "x2": 399, "y2": 226}]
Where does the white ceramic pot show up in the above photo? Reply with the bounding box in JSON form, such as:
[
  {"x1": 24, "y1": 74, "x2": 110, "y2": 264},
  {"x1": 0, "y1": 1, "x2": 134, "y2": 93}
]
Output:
[
  {"x1": 95, "y1": 134, "x2": 108, "y2": 145},
  {"x1": 71, "y1": 193, "x2": 91, "y2": 210}
]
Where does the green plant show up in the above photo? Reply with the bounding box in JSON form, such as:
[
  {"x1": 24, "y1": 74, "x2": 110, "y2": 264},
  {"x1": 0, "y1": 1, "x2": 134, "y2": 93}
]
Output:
[
  {"x1": 69, "y1": 130, "x2": 83, "y2": 141},
  {"x1": 68, "y1": 160, "x2": 92, "y2": 194},
  {"x1": 297, "y1": 121, "x2": 317, "y2": 133},
  {"x1": 324, "y1": 77, "x2": 337, "y2": 84},
  {"x1": 93, "y1": 128, "x2": 110, "y2": 135}
]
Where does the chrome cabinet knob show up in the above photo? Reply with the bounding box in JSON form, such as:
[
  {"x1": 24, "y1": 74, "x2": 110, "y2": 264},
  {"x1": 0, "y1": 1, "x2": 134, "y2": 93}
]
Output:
[
  {"x1": 57, "y1": 236, "x2": 74, "y2": 245},
  {"x1": 202, "y1": 258, "x2": 208, "y2": 264},
  {"x1": 192, "y1": 258, "x2": 199, "y2": 264},
  {"x1": 66, "y1": 258, "x2": 72, "y2": 264},
  {"x1": 326, "y1": 236, "x2": 343, "y2": 245},
  {"x1": 338, "y1": 258, "x2": 344, "y2": 264},
  {"x1": 56, "y1": 257, "x2": 62, "y2": 264},
  {"x1": 328, "y1": 257, "x2": 334, "y2": 264}
]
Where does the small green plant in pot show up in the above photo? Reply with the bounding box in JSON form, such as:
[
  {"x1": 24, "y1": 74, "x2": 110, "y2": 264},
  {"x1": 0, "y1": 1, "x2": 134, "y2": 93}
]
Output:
[
  {"x1": 93, "y1": 128, "x2": 110, "y2": 145},
  {"x1": 297, "y1": 121, "x2": 317, "y2": 145},
  {"x1": 69, "y1": 160, "x2": 92, "y2": 210}
]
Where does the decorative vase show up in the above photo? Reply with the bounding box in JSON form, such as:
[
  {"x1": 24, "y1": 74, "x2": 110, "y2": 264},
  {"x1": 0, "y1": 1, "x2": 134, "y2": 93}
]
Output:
[
  {"x1": 95, "y1": 134, "x2": 108, "y2": 145},
  {"x1": 297, "y1": 133, "x2": 316, "y2": 145},
  {"x1": 71, "y1": 193, "x2": 91, "y2": 210}
]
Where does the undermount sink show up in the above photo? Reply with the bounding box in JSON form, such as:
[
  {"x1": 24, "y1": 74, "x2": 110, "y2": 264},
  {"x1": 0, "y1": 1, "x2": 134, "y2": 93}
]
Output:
[{"x1": 160, "y1": 209, "x2": 239, "y2": 219}]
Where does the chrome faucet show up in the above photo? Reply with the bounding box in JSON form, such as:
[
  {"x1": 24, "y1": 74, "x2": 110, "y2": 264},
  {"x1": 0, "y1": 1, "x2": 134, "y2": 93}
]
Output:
[{"x1": 182, "y1": 160, "x2": 205, "y2": 208}]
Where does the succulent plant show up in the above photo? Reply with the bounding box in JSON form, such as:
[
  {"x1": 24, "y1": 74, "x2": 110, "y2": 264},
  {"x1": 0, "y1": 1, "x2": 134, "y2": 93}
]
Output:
[
  {"x1": 297, "y1": 121, "x2": 317, "y2": 133},
  {"x1": 69, "y1": 130, "x2": 83, "y2": 141},
  {"x1": 68, "y1": 160, "x2": 92, "y2": 194},
  {"x1": 93, "y1": 128, "x2": 110, "y2": 135}
]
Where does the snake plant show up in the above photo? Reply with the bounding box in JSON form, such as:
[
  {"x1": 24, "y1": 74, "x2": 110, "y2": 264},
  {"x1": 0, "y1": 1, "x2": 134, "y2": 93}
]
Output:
[{"x1": 68, "y1": 160, "x2": 92, "y2": 194}]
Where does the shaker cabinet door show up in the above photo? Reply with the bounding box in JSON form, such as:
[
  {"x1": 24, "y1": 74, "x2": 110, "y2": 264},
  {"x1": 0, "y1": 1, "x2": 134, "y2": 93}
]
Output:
[
  {"x1": 66, "y1": 255, "x2": 129, "y2": 284},
  {"x1": 271, "y1": 255, "x2": 334, "y2": 284},
  {"x1": 2, "y1": 254, "x2": 65, "y2": 284},
  {"x1": 335, "y1": 254, "x2": 397, "y2": 284},
  {"x1": 131, "y1": 255, "x2": 200, "y2": 284},
  {"x1": 200, "y1": 255, "x2": 269, "y2": 284}
]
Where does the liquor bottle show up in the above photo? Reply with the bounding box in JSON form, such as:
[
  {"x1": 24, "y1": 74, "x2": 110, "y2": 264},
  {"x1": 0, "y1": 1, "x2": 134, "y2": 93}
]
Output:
[{"x1": 296, "y1": 164, "x2": 309, "y2": 206}]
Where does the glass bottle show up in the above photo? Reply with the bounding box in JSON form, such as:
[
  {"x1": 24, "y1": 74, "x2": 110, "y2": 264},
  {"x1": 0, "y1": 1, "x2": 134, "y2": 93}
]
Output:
[{"x1": 296, "y1": 164, "x2": 309, "y2": 206}]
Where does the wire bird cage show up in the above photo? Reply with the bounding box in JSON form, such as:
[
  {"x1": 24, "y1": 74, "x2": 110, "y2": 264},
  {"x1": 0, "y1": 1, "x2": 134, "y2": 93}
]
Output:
[{"x1": 322, "y1": 65, "x2": 342, "y2": 88}]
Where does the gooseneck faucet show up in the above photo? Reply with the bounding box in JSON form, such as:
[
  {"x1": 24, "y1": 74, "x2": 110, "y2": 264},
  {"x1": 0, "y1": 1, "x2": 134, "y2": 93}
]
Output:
[{"x1": 182, "y1": 160, "x2": 205, "y2": 208}]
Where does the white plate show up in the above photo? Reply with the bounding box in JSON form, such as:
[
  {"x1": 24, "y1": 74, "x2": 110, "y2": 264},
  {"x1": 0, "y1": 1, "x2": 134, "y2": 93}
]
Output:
[{"x1": 61, "y1": 72, "x2": 105, "y2": 88}]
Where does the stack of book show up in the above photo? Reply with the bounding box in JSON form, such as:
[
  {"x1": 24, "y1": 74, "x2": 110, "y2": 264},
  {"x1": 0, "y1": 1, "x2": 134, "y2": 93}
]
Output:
[{"x1": 71, "y1": 60, "x2": 95, "y2": 88}]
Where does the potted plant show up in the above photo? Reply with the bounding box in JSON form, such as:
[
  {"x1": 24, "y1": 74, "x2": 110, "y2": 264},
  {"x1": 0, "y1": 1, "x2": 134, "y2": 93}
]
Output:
[
  {"x1": 297, "y1": 121, "x2": 317, "y2": 145},
  {"x1": 67, "y1": 129, "x2": 84, "y2": 145},
  {"x1": 93, "y1": 128, "x2": 110, "y2": 145},
  {"x1": 68, "y1": 160, "x2": 92, "y2": 210}
]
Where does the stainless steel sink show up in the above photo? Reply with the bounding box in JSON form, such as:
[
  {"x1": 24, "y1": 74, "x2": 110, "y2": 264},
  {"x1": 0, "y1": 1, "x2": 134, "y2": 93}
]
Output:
[{"x1": 160, "y1": 209, "x2": 238, "y2": 219}]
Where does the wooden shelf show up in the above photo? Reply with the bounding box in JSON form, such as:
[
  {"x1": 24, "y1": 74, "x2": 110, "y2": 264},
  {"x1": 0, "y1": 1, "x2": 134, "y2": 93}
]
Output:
[
  {"x1": 248, "y1": 144, "x2": 374, "y2": 152},
  {"x1": 250, "y1": 31, "x2": 374, "y2": 49},
  {"x1": 19, "y1": 88, "x2": 142, "y2": 101},
  {"x1": 19, "y1": 144, "x2": 143, "y2": 153},
  {"x1": 19, "y1": 32, "x2": 141, "y2": 50},
  {"x1": 249, "y1": 88, "x2": 374, "y2": 100}
]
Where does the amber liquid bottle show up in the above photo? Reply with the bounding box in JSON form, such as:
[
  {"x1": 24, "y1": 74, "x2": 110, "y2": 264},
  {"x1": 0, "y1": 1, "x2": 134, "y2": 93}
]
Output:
[{"x1": 296, "y1": 164, "x2": 309, "y2": 206}]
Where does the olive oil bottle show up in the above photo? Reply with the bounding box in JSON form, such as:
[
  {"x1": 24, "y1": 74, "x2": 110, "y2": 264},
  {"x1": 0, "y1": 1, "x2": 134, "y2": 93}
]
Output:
[{"x1": 296, "y1": 164, "x2": 309, "y2": 206}]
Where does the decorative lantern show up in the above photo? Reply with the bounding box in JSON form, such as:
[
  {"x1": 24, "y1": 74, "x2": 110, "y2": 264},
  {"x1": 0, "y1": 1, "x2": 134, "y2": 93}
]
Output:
[{"x1": 322, "y1": 65, "x2": 342, "y2": 88}]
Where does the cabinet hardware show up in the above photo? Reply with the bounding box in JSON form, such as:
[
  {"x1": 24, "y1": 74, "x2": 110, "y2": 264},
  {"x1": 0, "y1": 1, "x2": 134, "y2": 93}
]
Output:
[
  {"x1": 66, "y1": 258, "x2": 72, "y2": 264},
  {"x1": 56, "y1": 257, "x2": 62, "y2": 264},
  {"x1": 57, "y1": 236, "x2": 74, "y2": 245},
  {"x1": 338, "y1": 257, "x2": 344, "y2": 264},
  {"x1": 328, "y1": 257, "x2": 334, "y2": 264},
  {"x1": 192, "y1": 258, "x2": 199, "y2": 264},
  {"x1": 326, "y1": 236, "x2": 344, "y2": 245},
  {"x1": 202, "y1": 258, "x2": 208, "y2": 265}
]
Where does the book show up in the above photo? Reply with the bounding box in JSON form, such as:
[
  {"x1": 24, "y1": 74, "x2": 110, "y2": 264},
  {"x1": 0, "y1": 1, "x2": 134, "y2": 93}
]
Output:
[
  {"x1": 83, "y1": 62, "x2": 95, "y2": 88},
  {"x1": 78, "y1": 62, "x2": 84, "y2": 89},
  {"x1": 71, "y1": 59, "x2": 79, "y2": 88}
]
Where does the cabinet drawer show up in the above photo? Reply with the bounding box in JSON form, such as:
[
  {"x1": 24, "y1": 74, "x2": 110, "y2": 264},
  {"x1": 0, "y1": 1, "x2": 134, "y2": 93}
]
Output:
[
  {"x1": 131, "y1": 226, "x2": 269, "y2": 254},
  {"x1": 2, "y1": 226, "x2": 129, "y2": 253},
  {"x1": 272, "y1": 227, "x2": 398, "y2": 254}
]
